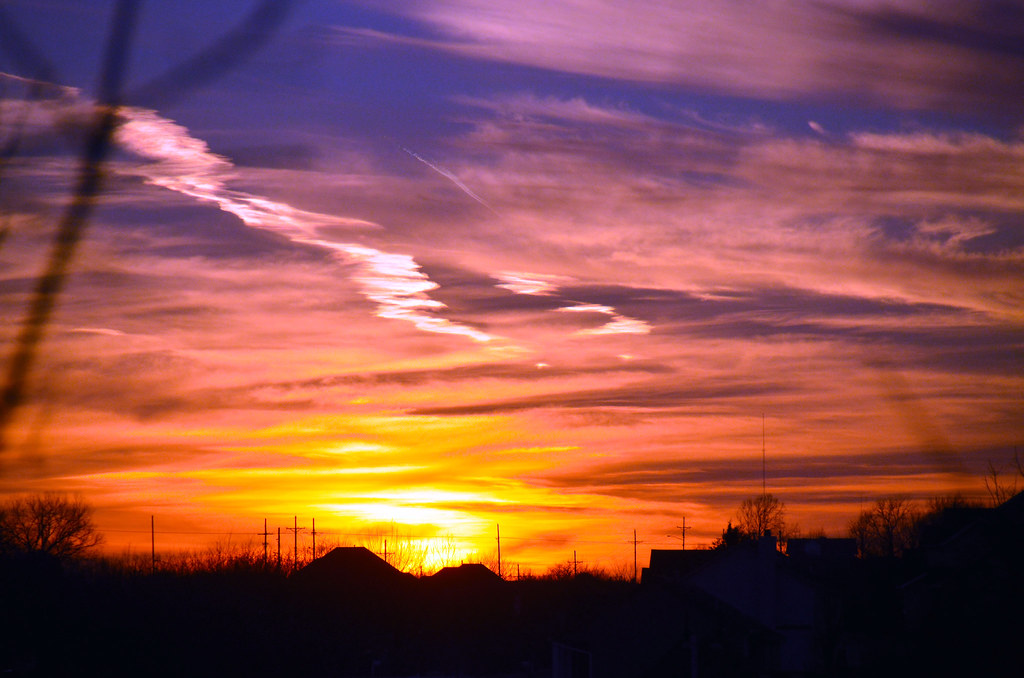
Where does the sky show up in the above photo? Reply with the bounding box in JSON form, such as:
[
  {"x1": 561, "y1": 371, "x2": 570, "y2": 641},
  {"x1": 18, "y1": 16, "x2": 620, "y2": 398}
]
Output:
[{"x1": 1, "y1": 0, "x2": 1022, "y2": 571}]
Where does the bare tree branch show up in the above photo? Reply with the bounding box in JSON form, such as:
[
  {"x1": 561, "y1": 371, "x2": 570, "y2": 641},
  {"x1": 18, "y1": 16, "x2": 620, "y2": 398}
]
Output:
[
  {"x1": 849, "y1": 496, "x2": 919, "y2": 558},
  {"x1": 736, "y1": 493, "x2": 786, "y2": 539},
  {"x1": 0, "y1": 493, "x2": 102, "y2": 558}
]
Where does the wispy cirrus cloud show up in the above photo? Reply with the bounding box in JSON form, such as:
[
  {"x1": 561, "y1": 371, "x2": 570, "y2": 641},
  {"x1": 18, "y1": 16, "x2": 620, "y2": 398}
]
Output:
[
  {"x1": 536, "y1": 446, "x2": 983, "y2": 501},
  {"x1": 557, "y1": 303, "x2": 650, "y2": 336},
  {"x1": 114, "y1": 107, "x2": 495, "y2": 343},
  {"x1": 413, "y1": 379, "x2": 788, "y2": 416},
  {"x1": 353, "y1": 1, "x2": 1024, "y2": 112},
  {"x1": 440, "y1": 94, "x2": 1024, "y2": 322},
  {"x1": 494, "y1": 271, "x2": 570, "y2": 296},
  {"x1": 492, "y1": 272, "x2": 650, "y2": 335}
]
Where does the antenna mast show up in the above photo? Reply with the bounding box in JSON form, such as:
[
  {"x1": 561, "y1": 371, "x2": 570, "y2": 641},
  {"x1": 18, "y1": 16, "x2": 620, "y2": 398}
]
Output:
[{"x1": 762, "y1": 412, "x2": 766, "y2": 496}]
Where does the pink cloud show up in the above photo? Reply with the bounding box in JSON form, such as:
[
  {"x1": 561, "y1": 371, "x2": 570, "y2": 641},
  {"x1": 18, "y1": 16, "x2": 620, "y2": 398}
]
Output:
[
  {"x1": 356, "y1": 1, "x2": 1024, "y2": 110},
  {"x1": 115, "y1": 107, "x2": 495, "y2": 344},
  {"x1": 438, "y1": 94, "x2": 1024, "y2": 322},
  {"x1": 558, "y1": 304, "x2": 651, "y2": 336}
]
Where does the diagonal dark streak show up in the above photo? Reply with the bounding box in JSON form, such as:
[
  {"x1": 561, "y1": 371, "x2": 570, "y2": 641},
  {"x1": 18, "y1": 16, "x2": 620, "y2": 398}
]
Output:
[
  {"x1": 128, "y1": 0, "x2": 294, "y2": 110},
  {"x1": 0, "y1": 0, "x2": 142, "y2": 453},
  {"x1": 0, "y1": 1, "x2": 295, "y2": 453}
]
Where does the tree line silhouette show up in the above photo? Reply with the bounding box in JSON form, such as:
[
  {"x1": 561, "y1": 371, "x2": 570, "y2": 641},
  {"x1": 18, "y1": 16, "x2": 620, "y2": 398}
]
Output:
[{"x1": 2, "y1": 476, "x2": 1019, "y2": 571}]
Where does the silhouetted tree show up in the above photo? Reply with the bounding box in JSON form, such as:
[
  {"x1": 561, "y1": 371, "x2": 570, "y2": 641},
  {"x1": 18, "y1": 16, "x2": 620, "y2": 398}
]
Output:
[
  {"x1": 0, "y1": 493, "x2": 102, "y2": 559},
  {"x1": 736, "y1": 493, "x2": 786, "y2": 539},
  {"x1": 913, "y1": 493, "x2": 985, "y2": 546},
  {"x1": 984, "y1": 450, "x2": 1023, "y2": 505},
  {"x1": 848, "y1": 496, "x2": 919, "y2": 558},
  {"x1": 924, "y1": 492, "x2": 977, "y2": 513},
  {"x1": 711, "y1": 521, "x2": 744, "y2": 549}
]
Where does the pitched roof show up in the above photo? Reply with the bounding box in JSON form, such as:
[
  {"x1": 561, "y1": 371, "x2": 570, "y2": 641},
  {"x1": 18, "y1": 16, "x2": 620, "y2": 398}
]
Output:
[{"x1": 292, "y1": 546, "x2": 415, "y2": 591}]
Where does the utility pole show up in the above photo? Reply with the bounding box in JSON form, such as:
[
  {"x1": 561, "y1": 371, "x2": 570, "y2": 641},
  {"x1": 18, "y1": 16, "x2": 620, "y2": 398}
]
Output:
[
  {"x1": 496, "y1": 524, "x2": 502, "y2": 579},
  {"x1": 629, "y1": 530, "x2": 646, "y2": 583},
  {"x1": 277, "y1": 527, "x2": 281, "y2": 570},
  {"x1": 633, "y1": 529, "x2": 638, "y2": 583},
  {"x1": 676, "y1": 517, "x2": 691, "y2": 550},
  {"x1": 573, "y1": 550, "x2": 578, "y2": 577},
  {"x1": 310, "y1": 517, "x2": 316, "y2": 561},
  {"x1": 668, "y1": 519, "x2": 690, "y2": 552},
  {"x1": 259, "y1": 518, "x2": 270, "y2": 564},
  {"x1": 150, "y1": 515, "x2": 155, "y2": 574},
  {"x1": 286, "y1": 515, "x2": 305, "y2": 571}
]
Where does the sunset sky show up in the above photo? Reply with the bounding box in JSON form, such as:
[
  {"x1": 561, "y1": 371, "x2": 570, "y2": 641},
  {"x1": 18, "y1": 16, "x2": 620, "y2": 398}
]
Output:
[{"x1": 1, "y1": 0, "x2": 1022, "y2": 571}]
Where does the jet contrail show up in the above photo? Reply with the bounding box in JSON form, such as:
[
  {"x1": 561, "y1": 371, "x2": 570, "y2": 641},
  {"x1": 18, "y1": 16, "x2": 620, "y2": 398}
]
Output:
[{"x1": 402, "y1": 147, "x2": 496, "y2": 214}]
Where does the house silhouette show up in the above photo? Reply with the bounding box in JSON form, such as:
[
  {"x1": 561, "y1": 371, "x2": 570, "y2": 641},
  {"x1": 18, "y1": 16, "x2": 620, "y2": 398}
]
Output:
[{"x1": 560, "y1": 535, "x2": 860, "y2": 677}]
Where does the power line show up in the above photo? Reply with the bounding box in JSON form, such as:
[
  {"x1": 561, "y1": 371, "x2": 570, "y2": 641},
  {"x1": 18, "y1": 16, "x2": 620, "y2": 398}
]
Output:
[
  {"x1": 102, "y1": 528, "x2": 261, "y2": 535},
  {"x1": 99, "y1": 527, "x2": 703, "y2": 548},
  {"x1": 100, "y1": 526, "x2": 703, "y2": 546}
]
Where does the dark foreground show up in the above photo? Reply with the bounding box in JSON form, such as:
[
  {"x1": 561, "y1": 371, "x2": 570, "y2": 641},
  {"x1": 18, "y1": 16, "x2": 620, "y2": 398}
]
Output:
[{"x1": 2, "y1": 496, "x2": 1022, "y2": 678}]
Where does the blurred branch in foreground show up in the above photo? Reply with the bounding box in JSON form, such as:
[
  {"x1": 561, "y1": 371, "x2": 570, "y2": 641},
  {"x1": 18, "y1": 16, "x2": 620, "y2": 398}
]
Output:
[
  {"x1": 0, "y1": 0, "x2": 140, "y2": 454},
  {"x1": 0, "y1": 1, "x2": 293, "y2": 454}
]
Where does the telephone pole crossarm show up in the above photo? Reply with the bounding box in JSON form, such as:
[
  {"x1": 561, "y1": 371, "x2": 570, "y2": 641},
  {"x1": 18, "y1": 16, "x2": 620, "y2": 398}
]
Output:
[
  {"x1": 285, "y1": 516, "x2": 306, "y2": 571},
  {"x1": 669, "y1": 517, "x2": 692, "y2": 550}
]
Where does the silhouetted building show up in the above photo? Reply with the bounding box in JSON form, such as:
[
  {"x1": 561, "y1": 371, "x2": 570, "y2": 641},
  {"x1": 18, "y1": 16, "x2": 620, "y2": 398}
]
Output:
[
  {"x1": 641, "y1": 548, "x2": 716, "y2": 584},
  {"x1": 562, "y1": 536, "x2": 864, "y2": 677},
  {"x1": 898, "y1": 491, "x2": 1024, "y2": 677},
  {"x1": 787, "y1": 536, "x2": 857, "y2": 564},
  {"x1": 293, "y1": 546, "x2": 413, "y2": 585},
  {"x1": 685, "y1": 536, "x2": 820, "y2": 673},
  {"x1": 428, "y1": 562, "x2": 504, "y2": 590}
]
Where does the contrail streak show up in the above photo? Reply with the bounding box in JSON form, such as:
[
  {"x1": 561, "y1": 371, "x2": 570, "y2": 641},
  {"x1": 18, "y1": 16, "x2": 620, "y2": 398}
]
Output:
[
  {"x1": 402, "y1": 147, "x2": 497, "y2": 214},
  {"x1": 115, "y1": 109, "x2": 495, "y2": 344}
]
